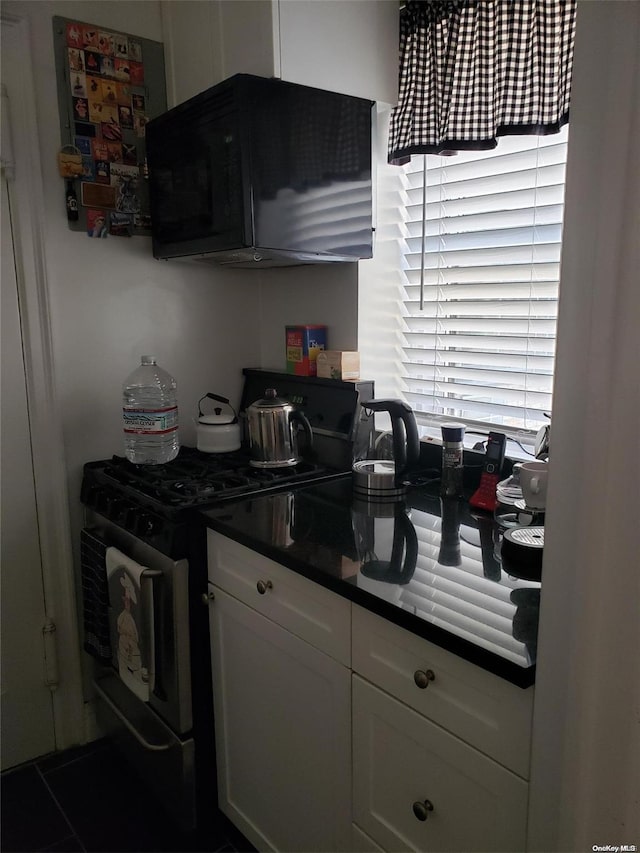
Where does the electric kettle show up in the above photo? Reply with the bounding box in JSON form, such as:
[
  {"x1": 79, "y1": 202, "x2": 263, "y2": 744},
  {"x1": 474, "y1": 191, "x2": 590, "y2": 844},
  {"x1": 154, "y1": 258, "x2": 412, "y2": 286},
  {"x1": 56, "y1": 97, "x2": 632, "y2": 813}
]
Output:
[
  {"x1": 352, "y1": 399, "x2": 420, "y2": 501},
  {"x1": 247, "y1": 388, "x2": 313, "y2": 468}
]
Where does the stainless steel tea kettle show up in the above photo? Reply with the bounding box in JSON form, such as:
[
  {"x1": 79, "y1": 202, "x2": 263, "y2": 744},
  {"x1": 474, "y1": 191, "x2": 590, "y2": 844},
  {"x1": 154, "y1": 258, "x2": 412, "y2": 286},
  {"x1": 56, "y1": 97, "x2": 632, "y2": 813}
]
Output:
[
  {"x1": 352, "y1": 399, "x2": 420, "y2": 501},
  {"x1": 247, "y1": 388, "x2": 313, "y2": 468}
]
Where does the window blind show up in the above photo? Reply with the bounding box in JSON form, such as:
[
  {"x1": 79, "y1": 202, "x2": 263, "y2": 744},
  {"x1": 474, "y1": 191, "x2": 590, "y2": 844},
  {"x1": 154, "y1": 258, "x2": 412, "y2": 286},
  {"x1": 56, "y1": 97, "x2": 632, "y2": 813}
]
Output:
[{"x1": 400, "y1": 126, "x2": 569, "y2": 433}]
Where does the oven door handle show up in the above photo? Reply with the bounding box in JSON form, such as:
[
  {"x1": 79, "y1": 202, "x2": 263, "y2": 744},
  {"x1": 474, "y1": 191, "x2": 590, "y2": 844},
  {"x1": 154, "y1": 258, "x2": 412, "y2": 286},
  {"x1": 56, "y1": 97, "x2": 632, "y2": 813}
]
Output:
[
  {"x1": 141, "y1": 568, "x2": 163, "y2": 699},
  {"x1": 92, "y1": 679, "x2": 172, "y2": 752}
]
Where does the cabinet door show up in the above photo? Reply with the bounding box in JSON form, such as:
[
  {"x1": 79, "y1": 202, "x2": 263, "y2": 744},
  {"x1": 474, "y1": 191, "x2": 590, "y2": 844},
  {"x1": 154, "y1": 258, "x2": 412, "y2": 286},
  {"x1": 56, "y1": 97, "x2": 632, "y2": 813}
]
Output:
[
  {"x1": 209, "y1": 586, "x2": 351, "y2": 852},
  {"x1": 352, "y1": 676, "x2": 528, "y2": 853}
]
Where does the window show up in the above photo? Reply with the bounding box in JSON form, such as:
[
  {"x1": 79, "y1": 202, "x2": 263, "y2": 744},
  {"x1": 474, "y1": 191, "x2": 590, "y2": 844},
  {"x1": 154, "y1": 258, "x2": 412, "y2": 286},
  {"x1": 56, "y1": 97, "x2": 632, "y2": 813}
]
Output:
[{"x1": 360, "y1": 121, "x2": 569, "y2": 441}]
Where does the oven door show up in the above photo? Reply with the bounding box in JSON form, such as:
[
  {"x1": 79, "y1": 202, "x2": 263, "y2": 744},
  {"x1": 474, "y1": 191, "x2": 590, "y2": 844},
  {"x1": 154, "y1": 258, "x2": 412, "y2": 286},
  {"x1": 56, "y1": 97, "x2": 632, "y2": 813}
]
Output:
[
  {"x1": 82, "y1": 511, "x2": 196, "y2": 831},
  {"x1": 84, "y1": 510, "x2": 192, "y2": 734}
]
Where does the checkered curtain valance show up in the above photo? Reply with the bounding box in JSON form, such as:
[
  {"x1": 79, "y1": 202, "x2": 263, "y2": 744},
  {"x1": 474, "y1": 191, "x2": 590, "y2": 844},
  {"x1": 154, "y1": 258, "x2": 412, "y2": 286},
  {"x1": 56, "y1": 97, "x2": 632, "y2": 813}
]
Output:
[{"x1": 388, "y1": 0, "x2": 577, "y2": 164}]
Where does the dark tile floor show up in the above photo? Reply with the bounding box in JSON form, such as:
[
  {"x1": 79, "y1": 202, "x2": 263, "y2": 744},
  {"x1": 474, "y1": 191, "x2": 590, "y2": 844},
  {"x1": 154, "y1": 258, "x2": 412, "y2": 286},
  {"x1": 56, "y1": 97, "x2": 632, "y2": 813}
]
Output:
[{"x1": 1, "y1": 739, "x2": 254, "y2": 853}]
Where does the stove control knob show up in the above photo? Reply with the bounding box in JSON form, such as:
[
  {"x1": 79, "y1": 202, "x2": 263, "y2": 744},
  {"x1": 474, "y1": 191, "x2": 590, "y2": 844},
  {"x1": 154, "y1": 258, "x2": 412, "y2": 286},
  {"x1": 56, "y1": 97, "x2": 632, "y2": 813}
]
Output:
[
  {"x1": 120, "y1": 503, "x2": 137, "y2": 527},
  {"x1": 109, "y1": 498, "x2": 127, "y2": 520},
  {"x1": 127, "y1": 508, "x2": 141, "y2": 534},
  {"x1": 96, "y1": 489, "x2": 115, "y2": 513},
  {"x1": 113, "y1": 501, "x2": 128, "y2": 523},
  {"x1": 83, "y1": 485, "x2": 101, "y2": 508},
  {"x1": 137, "y1": 513, "x2": 159, "y2": 536}
]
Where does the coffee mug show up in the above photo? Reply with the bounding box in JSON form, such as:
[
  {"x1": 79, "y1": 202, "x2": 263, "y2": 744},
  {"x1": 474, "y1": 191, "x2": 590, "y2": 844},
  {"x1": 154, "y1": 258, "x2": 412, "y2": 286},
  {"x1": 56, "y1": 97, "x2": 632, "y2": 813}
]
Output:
[{"x1": 519, "y1": 461, "x2": 549, "y2": 509}]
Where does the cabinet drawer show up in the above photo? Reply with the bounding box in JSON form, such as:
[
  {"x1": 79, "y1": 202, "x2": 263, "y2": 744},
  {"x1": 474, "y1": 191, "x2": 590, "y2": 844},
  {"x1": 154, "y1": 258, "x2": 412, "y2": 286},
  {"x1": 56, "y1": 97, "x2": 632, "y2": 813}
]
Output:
[
  {"x1": 353, "y1": 676, "x2": 528, "y2": 853},
  {"x1": 352, "y1": 605, "x2": 533, "y2": 777},
  {"x1": 208, "y1": 531, "x2": 351, "y2": 666}
]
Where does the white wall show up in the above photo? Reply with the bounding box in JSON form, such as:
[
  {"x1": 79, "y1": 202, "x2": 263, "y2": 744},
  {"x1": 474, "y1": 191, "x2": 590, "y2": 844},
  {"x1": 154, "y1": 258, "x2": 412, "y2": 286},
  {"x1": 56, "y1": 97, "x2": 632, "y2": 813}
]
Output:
[
  {"x1": 3, "y1": 2, "x2": 260, "y2": 516},
  {"x1": 527, "y1": 3, "x2": 640, "y2": 849},
  {"x1": 257, "y1": 264, "x2": 359, "y2": 368},
  {"x1": 358, "y1": 104, "x2": 406, "y2": 402},
  {"x1": 277, "y1": 0, "x2": 398, "y2": 104}
]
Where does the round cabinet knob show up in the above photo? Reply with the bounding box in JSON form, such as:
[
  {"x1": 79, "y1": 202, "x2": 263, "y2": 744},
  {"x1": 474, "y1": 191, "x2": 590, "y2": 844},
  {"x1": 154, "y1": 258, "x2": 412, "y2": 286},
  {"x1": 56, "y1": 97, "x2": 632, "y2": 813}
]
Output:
[
  {"x1": 412, "y1": 799, "x2": 434, "y2": 822},
  {"x1": 201, "y1": 591, "x2": 215, "y2": 605},
  {"x1": 256, "y1": 579, "x2": 273, "y2": 595},
  {"x1": 413, "y1": 668, "x2": 435, "y2": 689}
]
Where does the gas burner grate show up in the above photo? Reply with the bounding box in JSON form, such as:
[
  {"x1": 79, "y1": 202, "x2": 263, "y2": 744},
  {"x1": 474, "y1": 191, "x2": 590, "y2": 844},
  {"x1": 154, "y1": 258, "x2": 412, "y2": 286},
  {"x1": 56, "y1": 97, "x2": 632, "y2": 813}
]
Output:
[
  {"x1": 91, "y1": 447, "x2": 334, "y2": 512},
  {"x1": 170, "y1": 480, "x2": 226, "y2": 498}
]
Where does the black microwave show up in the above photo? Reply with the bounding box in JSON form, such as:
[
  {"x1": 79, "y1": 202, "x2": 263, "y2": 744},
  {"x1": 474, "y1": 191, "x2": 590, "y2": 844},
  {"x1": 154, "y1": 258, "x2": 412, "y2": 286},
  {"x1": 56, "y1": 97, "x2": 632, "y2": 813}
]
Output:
[{"x1": 146, "y1": 74, "x2": 374, "y2": 268}]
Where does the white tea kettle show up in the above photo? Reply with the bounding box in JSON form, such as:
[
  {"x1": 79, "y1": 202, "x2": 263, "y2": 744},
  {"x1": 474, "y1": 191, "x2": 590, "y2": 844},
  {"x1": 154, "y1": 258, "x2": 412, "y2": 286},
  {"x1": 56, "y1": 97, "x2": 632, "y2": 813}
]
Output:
[{"x1": 195, "y1": 393, "x2": 241, "y2": 453}]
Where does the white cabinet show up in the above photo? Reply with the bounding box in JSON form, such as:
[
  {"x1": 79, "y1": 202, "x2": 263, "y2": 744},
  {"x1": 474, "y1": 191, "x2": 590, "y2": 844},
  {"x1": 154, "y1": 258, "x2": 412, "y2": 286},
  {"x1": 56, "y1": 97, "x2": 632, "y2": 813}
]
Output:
[
  {"x1": 351, "y1": 606, "x2": 533, "y2": 853},
  {"x1": 207, "y1": 532, "x2": 533, "y2": 853},
  {"x1": 208, "y1": 534, "x2": 351, "y2": 852},
  {"x1": 162, "y1": 0, "x2": 399, "y2": 107},
  {"x1": 352, "y1": 676, "x2": 529, "y2": 853}
]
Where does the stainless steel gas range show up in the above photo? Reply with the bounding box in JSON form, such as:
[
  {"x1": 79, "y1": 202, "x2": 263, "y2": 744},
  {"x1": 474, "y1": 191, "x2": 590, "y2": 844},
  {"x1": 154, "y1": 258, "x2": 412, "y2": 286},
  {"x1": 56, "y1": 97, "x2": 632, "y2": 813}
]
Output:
[{"x1": 79, "y1": 369, "x2": 373, "y2": 832}]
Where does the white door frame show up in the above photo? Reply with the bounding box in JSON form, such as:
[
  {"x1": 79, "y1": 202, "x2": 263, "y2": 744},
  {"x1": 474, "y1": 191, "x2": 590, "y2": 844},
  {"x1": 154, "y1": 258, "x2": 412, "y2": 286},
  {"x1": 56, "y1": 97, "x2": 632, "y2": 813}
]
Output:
[{"x1": 1, "y1": 11, "x2": 84, "y2": 752}]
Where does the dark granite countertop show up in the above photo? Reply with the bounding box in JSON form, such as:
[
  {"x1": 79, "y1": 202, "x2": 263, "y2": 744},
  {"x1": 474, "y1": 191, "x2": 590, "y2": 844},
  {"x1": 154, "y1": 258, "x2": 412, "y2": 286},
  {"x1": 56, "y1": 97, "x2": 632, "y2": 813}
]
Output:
[{"x1": 200, "y1": 476, "x2": 540, "y2": 688}]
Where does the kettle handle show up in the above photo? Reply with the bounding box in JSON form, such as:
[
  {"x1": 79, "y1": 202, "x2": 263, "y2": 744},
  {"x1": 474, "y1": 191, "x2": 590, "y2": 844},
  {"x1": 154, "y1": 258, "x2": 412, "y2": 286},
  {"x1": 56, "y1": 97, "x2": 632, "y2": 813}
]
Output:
[
  {"x1": 392, "y1": 403, "x2": 420, "y2": 477},
  {"x1": 363, "y1": 399, "x2": 420, "y2": 479},
  {"x1": 290, "y1": 408, "x2": 314, "y2": 453},
  {"x1": 198, "y1": 393, "x2": 238, "y2": 422}
]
